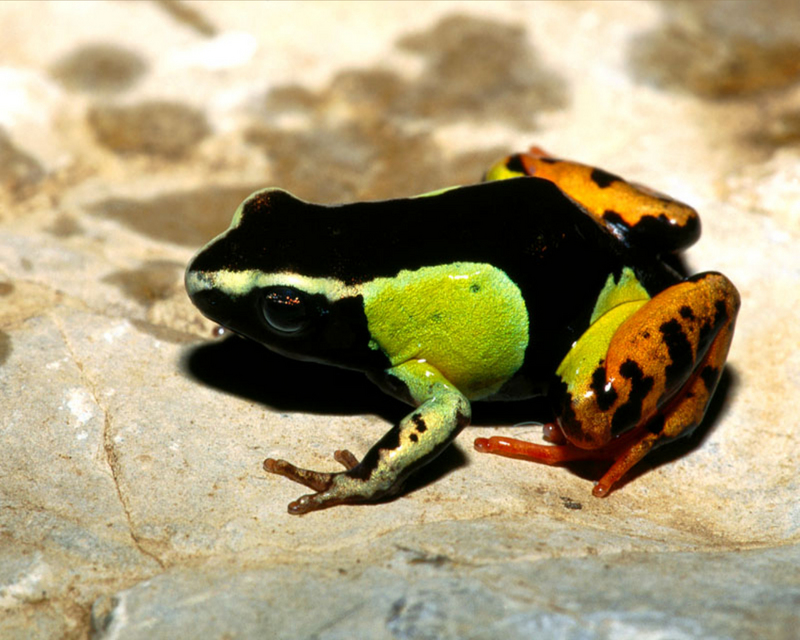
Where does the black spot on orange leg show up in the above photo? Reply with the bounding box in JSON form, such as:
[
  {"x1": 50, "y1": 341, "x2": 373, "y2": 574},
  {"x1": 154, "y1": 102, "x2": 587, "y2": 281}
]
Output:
[
  {"x1": 591, "y1": 365, "x2": 618, "y2": 411},
  {"x1": 503, "y1": 154, "x2": 527, "y2": 174},
  {"x1": 590, "y1": 167, "x2": 621, "y2": 189},
  {"x1": 610, "y1": 359, "x2": 654, "y2": 436}
]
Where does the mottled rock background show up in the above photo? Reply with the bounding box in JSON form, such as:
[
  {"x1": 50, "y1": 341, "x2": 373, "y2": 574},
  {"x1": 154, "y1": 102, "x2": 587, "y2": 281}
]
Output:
[{"x1": 1, "y1": 2, "x2": 798, "y2": 638}]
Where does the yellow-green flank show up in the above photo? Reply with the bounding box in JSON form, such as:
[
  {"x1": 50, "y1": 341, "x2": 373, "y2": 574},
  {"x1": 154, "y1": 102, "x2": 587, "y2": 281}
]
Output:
[{"x1": 362, "y1": 262, "x2": 528, "y2": 399}]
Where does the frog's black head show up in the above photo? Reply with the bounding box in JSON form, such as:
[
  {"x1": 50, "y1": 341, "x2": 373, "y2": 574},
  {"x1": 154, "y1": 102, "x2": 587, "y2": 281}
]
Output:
[{"x1": 185, "y1": 192, "x2": 388, "y2": 371}]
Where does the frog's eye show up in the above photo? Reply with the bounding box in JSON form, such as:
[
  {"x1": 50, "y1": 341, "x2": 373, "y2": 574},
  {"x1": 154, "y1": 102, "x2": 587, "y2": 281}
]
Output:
[{"x1": 261, "y1": 287, "x2": 313, "y2": 334}]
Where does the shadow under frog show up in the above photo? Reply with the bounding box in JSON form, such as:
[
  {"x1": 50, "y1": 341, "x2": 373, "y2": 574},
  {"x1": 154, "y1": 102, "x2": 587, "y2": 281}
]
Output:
[{"x1": 183, "y1": 334, "x2": 736, "y2": 502}]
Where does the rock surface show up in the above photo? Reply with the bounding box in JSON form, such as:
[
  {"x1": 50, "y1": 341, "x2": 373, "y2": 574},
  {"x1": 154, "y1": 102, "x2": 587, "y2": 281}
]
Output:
[{"x1": 1, "y1": 2, "x2": 798, "y2": 638}]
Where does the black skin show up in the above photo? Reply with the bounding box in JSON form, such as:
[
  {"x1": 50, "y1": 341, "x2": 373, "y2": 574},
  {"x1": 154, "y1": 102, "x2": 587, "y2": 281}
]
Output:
[{"x1": 187, "y1": 177, "x2": 682, "y2": 401}]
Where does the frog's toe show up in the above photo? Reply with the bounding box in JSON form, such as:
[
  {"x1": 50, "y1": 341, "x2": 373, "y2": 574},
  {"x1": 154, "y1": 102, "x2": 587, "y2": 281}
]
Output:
[
  {"x1": 474, "y1": 435, "x2": 598, "y2": 464},
  {"x1": 263, "y1": 458, "x2": 335, "y2": 492},
  {"x1": 333, "y1": 449, "x2": 359, "y2": 470},
  {"x1": 287, "y1": 493, "x2": 325, "y2": 515}
]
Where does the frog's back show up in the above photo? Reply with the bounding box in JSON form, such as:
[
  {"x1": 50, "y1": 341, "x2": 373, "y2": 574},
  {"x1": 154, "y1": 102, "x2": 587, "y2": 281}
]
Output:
[
  {"x1": 193, "y1": 178, "x2": 677, "y2": 385},
  {"x1": 198, "y1": 178, "x2": 622, "y2": 282}
]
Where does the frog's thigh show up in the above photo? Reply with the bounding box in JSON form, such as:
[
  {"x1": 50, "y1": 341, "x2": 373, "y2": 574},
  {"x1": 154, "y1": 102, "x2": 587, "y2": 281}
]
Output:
[
  {"x1": 266, "y1": 360, "x2": 470, "y2": 514},
  {"x1": 614, "y1": 274, "x2": 738, "y2": 455},
  {"x1": 564, "y1": 271, "x2": 739, "y2": 494}
]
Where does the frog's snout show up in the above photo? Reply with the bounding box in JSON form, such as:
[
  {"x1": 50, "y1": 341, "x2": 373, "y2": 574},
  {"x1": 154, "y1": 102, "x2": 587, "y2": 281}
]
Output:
[{"x1": 185, "y1": 269, "x2": 215, "y2": 296}]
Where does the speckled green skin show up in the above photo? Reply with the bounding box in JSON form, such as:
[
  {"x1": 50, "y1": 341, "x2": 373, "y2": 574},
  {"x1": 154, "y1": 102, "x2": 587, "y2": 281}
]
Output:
[{"x1": 363, "y1": 262, "x2": 528, "y2": 400}]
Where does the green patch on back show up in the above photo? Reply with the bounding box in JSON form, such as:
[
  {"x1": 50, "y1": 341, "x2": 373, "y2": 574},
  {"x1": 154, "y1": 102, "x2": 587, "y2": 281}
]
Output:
[
  {"x1": 362, "y1": 262, "x2": 528, "y2": 400},
  {"x1": 557, "y1": 267, "x2": 650, "y2": 392},
  {"x1": 590, "y1": 267, "x2": 650, "y2": 324},
  {"x1": 557, "y1": 300, "x2": 647, "y2": 392},
  {"x1": 484, "y1": 160, "x2": 524, "y2": 182}
]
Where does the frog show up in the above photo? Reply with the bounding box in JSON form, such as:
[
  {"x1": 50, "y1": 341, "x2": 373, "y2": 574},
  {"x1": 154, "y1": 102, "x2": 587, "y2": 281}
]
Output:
[{"x1": 185, "y1": 146, "x2": 739, "y2": 514}]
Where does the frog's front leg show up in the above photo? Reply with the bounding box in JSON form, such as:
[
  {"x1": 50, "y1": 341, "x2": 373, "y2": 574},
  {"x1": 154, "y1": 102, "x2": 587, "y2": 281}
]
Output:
[
  {"x1": 476, "y1": 271, "x2": 740, "y2": 497},
  {"x1": 264, "y1": 359, "x2": 471, "y2": 514}
]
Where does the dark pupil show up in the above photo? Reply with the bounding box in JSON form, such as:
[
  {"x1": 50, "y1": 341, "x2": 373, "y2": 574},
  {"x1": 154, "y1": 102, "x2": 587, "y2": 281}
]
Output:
[{"x1": 262, "y1": 288, "x2": 310, "y2": 333}]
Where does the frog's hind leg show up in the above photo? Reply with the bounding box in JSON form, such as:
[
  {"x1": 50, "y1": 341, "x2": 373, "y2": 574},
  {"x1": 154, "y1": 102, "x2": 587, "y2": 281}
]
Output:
[
  {"x1": 590, "y1": 274, "x2": 739, "y2": 495},
  {"x1": 484, "y1": 147, "x2": 700, "y2": 253},
  {"x1": 476, "y1": 271, "x2": 740, "y2": 497}
]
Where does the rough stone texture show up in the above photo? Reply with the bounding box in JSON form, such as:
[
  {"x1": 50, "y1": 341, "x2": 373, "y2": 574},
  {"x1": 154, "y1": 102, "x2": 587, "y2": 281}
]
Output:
[{"x1": 0, "y1": 1, "x2": 798, "y2": 638}]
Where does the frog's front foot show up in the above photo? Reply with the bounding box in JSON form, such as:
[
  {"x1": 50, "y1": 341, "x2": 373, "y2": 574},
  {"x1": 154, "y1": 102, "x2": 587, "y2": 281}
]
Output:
[
  {"x1": 265, "y1": 364, "x2": 471, "y2": 514},
  {"x1": 263, "y1": 450, "x2": 366, "y2": 514}
]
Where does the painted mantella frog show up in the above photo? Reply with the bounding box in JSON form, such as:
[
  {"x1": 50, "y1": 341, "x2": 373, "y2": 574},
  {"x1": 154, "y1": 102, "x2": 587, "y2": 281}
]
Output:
[{"x1": 185, "y1": 147, "x2": 739, "y2": 515}]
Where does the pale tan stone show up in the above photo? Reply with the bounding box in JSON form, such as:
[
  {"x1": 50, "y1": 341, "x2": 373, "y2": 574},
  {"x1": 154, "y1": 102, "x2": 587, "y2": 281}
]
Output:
[{"x1": 0, "y1": 2, "x2": 797, "y2": 638}]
